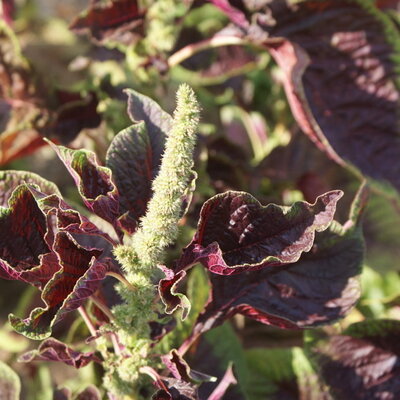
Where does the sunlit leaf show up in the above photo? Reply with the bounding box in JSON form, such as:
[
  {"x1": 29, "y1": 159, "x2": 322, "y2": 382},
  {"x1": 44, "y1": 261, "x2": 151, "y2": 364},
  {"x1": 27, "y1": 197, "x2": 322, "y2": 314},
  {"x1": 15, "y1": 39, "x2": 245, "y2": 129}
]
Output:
[{"x1": 178, "y1": 190, "x2": 343, "y2": 274}]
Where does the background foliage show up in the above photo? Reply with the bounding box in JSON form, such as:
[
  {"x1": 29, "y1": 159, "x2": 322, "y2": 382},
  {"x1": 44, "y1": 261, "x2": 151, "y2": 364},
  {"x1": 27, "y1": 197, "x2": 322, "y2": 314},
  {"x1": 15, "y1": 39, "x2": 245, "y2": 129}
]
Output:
[{"x1": 0, "y1": 0, "x2": 400, "y2": 399}]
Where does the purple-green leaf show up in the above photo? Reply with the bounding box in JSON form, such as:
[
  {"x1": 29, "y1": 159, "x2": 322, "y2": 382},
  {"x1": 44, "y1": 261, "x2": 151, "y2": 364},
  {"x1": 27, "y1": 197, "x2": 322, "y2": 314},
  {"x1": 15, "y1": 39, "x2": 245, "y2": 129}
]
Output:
[
  {"x1": 106, "y1": 122, "x2": 164, "y2": 234},
  {"x1": 0, "y1": 170, "x2": 61, "y2": 207},
  {"x1": 125, "y1": 88, "x2": 172, "y2": 139},
  {"x1": 48, "y1": 142, "x2": 120, "y2": 227},
  {"x1": 178, "y1": 190, "x2": 343, "y2": 274},
  {"x1": 19, "y1": 338, "x2": 100, "y2": 368}
]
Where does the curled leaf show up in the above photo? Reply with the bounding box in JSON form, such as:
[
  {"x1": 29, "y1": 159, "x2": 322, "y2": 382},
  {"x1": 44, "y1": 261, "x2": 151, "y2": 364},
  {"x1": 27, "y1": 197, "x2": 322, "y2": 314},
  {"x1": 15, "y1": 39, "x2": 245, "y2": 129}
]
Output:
[
  {"x1": 9, "y1": 232, "x2": 114, "y2": 339},
  {"x1": 158, "y1": 265, "x2": 191, "y2": 320},
  {"x1": 161, "y1": 349, "x2": 215, "y2": 384},
  {"x1": 178, "y1": 190, "x2": 343, "y2": 274},
  {"x1": 49, "y1": 142, "x2": 120, "y2": 227},
  {"x1": 0, "y1": 184, "x2": 55, "y2": 287},
  {"x1": 152, "y1": 378, "x2": 199, "y2": 400},
  {"x1": 193, "y1": 221, "x2": 363, "y2": 335},
  {"x1": 30, "y1": 188, "x2": 117, "y2": 246}
]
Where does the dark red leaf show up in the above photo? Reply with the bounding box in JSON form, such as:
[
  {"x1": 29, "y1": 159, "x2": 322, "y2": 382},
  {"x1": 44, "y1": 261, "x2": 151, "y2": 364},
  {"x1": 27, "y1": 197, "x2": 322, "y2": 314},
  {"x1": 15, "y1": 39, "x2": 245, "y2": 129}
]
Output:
[
  {"x1": 213, "y1": 0, "x2": 400, "y2": 192},
  {"x1": 158, "y1": 266, "x2": 190, "y2": 319},
  {"x1": 19, "y1": 338, "x2": 100, "y2": 368},
  {"x1": 0, "y1": 173, "x2": 118, "y2": 338},
  {"x1": 310, "y1": 319, "x2": 400, "y2": 400},
  {"x1": 178, "y1": 190, "x2": 343, "y2": 275},
  {"x1": 149, "y1": 316, "x2": 176, "y2": 342},
  {"x1": 9, "y1": 232, "x2": 114, "y2": 339},
  {"x1": 125, "y1": 88, "x2": 172, "y2": 141},
  {"x1": 153, "y1": 377, "x2": 199, "y2": 400},
  {"x1": 70, "y1": 0, "x2": 144, "y2": 46},
  {"x1": 30, "y1": 188, "x2": 117, "y2": 246},
  {"x1": 46, "y1": 91, "x2": 101, "y2": 145},
  {"x1": 0, "y1": 184, "x2": 54, "y2": 286},
  {"x1": 193, "y1": 222, "x2": 363, "y2": 335}
]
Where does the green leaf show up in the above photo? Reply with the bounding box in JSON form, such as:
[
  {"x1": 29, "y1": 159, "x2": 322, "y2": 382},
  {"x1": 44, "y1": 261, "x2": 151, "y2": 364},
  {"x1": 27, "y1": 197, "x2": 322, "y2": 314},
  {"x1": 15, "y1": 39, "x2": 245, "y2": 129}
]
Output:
[
  {"x1": 202, "y1": 323, "x2": 249, "y2": 398},
  {"x1": 359, "y1": 266, "x2": 400, "y2": 318},
  {"x1": 292, "y1": 347, "x2": 331, "y2": 400},
  {"x1": 244, "y1": 347, "x2": 331, "y2": 400},
  {"x1": 364, "y1": 192, "x2": 400, "y2": 272},
  {"x1": 244, "y1": 348, "x2": 295, "y2": 400},
  {"x1": 187, "y1": 266, "x2": 209, "y2": 315}
]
